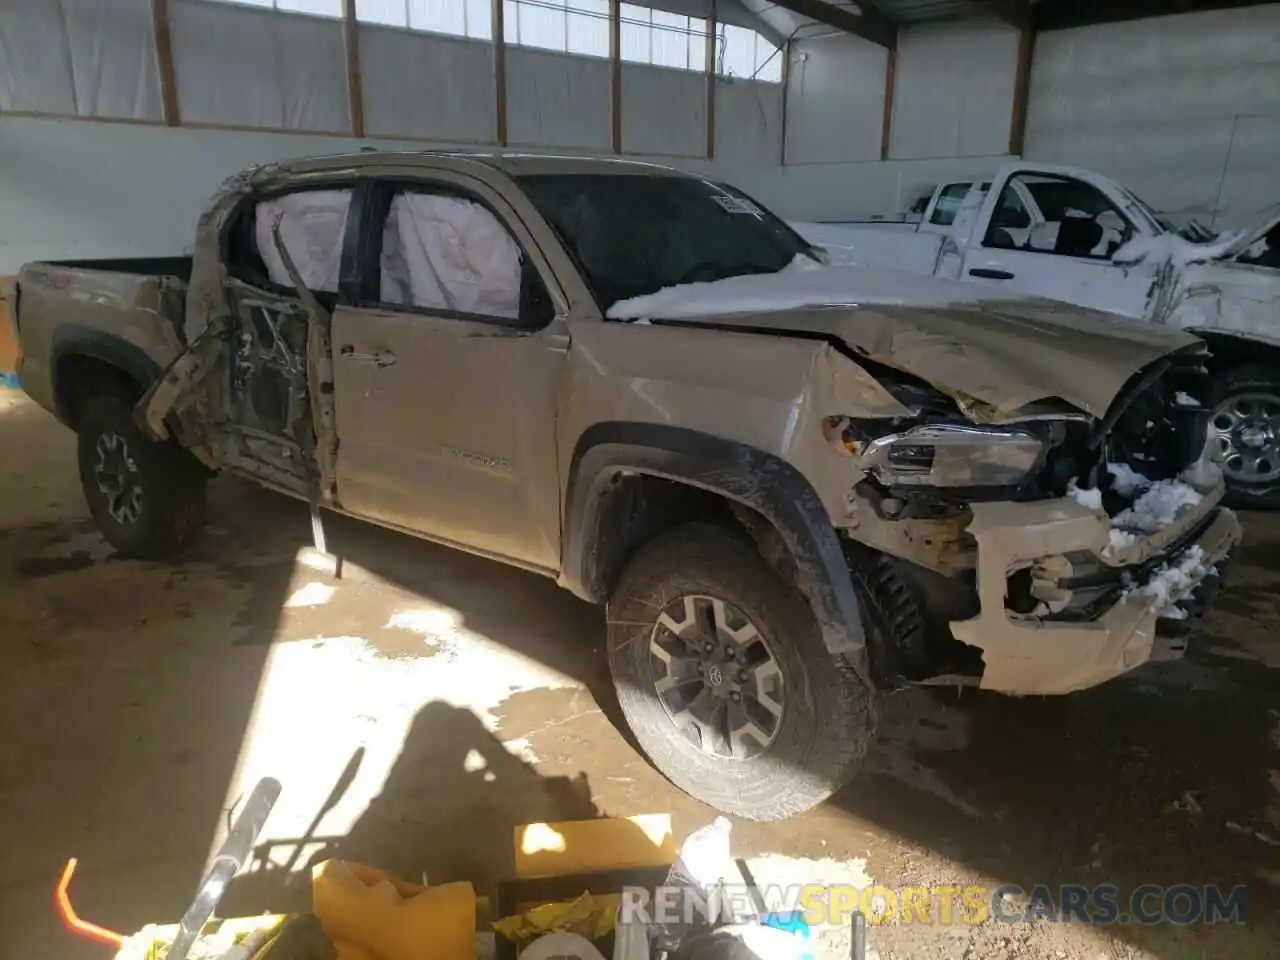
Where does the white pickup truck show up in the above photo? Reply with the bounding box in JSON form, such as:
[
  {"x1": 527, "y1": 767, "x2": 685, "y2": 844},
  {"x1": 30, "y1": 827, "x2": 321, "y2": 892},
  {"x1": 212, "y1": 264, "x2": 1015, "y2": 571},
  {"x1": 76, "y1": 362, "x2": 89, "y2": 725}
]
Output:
[{"x1": 795, "y1": 162, "x2": 1280, "y2": 507}]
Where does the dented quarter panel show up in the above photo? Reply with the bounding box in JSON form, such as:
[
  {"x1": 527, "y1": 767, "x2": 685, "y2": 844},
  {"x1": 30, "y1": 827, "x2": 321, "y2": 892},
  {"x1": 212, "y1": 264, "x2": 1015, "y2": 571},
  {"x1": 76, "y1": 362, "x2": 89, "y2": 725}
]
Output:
[{"x1": 16, "y1": 264, "x2": 186, "y2": 413}]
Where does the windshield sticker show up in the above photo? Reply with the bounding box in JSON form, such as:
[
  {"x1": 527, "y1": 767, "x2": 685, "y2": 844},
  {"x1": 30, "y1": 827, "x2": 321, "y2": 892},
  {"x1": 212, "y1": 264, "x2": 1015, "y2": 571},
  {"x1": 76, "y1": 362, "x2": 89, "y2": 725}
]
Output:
[{"x1": 712, "y1": 194, "x2": 764, "y2": 218}]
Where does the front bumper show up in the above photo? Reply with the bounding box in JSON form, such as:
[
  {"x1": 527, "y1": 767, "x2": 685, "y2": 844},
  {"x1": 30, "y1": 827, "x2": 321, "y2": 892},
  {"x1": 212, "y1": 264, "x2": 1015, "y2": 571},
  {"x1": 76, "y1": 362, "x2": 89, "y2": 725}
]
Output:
[{"x1": 950, "y1": 487, "x2": 1240, "y2": 696}]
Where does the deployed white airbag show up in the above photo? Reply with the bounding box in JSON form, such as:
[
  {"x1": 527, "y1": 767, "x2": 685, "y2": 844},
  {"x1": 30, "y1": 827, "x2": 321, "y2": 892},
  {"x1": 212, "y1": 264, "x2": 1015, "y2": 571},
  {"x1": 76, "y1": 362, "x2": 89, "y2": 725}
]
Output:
[
  {"x1": 380, "y1": 193, "x2": 522, "y2": 319},
  {"x1": 255, "y1": 190, "x2": 352, "y2": 293}
]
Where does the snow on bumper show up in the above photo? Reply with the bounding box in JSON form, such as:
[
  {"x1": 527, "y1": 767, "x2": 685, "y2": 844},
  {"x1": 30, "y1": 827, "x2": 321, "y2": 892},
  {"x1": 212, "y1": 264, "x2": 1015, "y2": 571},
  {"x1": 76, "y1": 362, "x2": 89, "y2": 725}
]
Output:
[{"x1": 950, "y1": 488, "x2": 1240, "y2": 696}]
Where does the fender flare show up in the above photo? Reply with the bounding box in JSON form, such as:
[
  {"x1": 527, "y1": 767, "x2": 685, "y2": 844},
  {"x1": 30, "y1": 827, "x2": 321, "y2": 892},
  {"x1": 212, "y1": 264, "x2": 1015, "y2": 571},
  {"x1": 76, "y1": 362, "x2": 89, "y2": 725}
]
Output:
[
  {"x1": 561, "y1": 422, "x2": 866, "y2": 658},
  {"x1": 51, "y1": 325, "x2": 163, "y2": 423}
]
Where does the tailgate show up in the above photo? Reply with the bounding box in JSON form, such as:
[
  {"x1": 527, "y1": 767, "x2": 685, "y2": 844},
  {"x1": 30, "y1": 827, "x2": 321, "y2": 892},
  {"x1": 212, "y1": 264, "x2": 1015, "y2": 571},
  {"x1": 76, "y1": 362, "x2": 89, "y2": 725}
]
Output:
[{"x1": 14, "y1": 263, "x2": 188, "y2": 414}]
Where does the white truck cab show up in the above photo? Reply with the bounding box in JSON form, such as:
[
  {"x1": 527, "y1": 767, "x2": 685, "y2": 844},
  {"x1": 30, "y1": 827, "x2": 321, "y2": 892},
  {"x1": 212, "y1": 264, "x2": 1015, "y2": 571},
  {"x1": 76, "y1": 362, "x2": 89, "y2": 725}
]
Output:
[{"x1": 795, "y1": 162, "x2": 1280, "y2": 507}]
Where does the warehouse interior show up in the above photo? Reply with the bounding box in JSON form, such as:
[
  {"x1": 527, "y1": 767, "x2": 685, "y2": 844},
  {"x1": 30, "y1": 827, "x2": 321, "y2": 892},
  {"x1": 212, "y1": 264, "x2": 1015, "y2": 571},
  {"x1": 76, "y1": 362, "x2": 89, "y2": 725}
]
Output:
[{"x1": 2, "y1": 1, "x2": 1280, "y2": 959}]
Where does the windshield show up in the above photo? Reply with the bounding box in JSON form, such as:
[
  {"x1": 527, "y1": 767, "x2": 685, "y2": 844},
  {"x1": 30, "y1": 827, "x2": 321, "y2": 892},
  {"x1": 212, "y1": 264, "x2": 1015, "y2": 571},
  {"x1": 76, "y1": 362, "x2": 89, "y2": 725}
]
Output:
[
  {"x1": 517, "y1": 174, "x2": 816, "y2": 311},
  {"x1": 1120, "y1": 188, "x2": 1176, "y2": 234}
]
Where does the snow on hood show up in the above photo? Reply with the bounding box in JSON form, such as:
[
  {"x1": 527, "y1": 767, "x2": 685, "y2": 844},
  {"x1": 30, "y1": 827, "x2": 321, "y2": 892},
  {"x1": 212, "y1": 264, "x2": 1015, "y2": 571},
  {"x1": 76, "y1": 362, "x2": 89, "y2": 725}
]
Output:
[
  {"x1": 606, "y1": 254, "x2": 1026, "y2": 321},
  {"x1": 1112, "y1": 230, "x2": 1247, "y2": 270},
  {"x1": 606, "y1": 257, "x2": 1204, "y2": 420}
]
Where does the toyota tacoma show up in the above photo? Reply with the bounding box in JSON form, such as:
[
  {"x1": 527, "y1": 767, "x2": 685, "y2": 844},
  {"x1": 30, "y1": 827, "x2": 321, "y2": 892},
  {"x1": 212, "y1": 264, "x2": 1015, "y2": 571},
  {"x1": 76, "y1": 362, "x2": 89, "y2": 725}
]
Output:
[{"x1": 12, "y1": 152, "x2": 1240, "y2": 820}]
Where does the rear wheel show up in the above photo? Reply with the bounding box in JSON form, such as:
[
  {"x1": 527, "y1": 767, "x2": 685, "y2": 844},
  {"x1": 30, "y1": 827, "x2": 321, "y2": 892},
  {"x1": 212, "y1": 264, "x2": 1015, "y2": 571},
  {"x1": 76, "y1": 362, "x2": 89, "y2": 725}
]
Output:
[
  {"x1": 1207, "y1": 365, "x2": 1280, "y2": 509},
  {"x1": 606, "y1": 524, "x2": 875, "y2": 821},
  {"x1": 77, "y1": 394, "x2": 207, "y2": 559}
]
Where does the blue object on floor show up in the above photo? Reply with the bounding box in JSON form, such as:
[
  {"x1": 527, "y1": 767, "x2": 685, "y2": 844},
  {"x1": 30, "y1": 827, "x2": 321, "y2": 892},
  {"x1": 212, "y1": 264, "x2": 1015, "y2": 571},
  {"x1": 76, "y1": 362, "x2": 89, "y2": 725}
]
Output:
[
  {"x1": 762, "y1": 911, "x2": 813, "y2": 960},
  {"x1": 0, "y1": 372, "x2": 19, "y2": 389}
]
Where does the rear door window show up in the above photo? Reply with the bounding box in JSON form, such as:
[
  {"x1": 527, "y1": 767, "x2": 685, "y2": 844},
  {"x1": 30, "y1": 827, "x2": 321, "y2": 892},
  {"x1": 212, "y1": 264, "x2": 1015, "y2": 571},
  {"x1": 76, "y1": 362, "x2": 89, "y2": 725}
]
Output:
[
  {"x1": 929, "y1": 183, "x2": 973, "y2": 226},
  {"x1": 224, "y1": 185, "x2": 356, "y2": 299},
  {"x1": 256, "y1": 190, "x2": 352, "y2": 293}
]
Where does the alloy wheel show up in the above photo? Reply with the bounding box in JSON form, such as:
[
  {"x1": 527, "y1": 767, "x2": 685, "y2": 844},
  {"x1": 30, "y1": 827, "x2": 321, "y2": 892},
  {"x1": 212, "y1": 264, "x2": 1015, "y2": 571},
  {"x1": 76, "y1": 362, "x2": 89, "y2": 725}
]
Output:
[
  {"x1": 1209, "y1": 391, "x2": 1280, "y2": 486},
  {"x1": 94, "y1": 432, "x2": 144, "y2": 525},
  {"x1": 648, "y1": 593, "x2": 785, "y2": 760}
]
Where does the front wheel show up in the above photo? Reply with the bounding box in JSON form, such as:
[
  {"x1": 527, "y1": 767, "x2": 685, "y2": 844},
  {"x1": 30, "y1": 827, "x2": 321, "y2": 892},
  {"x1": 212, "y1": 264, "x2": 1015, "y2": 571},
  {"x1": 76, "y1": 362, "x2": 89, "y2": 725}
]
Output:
[
  {"x1": 606, "y1": 524, "x2": 875, "y2": 821},
  {"x1": 77, "y1": 394, "x2": 208, "y2": 559},
  {"x1": 1207, "y1": 364, "x2": 1280, "y2": 509}
]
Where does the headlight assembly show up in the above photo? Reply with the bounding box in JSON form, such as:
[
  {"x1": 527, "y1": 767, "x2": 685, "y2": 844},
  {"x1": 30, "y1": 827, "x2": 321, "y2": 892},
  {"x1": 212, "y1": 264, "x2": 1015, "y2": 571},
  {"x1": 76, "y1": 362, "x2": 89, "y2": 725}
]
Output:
[{"x1": 825, "y1": 418, "x2": 1047, "y2": 489}]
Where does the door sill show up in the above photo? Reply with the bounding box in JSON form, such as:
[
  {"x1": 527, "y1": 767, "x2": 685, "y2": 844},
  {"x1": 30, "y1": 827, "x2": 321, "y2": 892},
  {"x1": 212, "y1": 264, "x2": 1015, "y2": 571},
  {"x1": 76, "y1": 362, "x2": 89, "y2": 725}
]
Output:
[{"x1": 223, "y1": 475, "x2": 560, "y2": 581}]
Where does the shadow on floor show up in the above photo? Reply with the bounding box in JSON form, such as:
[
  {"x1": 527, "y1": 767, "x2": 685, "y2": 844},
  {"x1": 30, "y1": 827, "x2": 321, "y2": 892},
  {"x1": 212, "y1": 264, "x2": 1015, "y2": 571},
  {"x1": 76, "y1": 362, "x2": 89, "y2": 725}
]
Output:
[
  {"x1": 201, "y1": 479, "x2": 624, "y2": 733},
  {"x1": 4, "y1": 391, "x2": 1278, "y2": 959},
  {"x1": 830, "y1": 626, "x2": 1280, "y2": 955},
  {"x1": 220, "y1": 701, "x2": 602, "y2": 917},
  {"x1": 0, "y1": 395, "x2": 614, "y2": 956},
  {"x1": 224, "y1": 477, "x2": 1280, "y2": 956}
]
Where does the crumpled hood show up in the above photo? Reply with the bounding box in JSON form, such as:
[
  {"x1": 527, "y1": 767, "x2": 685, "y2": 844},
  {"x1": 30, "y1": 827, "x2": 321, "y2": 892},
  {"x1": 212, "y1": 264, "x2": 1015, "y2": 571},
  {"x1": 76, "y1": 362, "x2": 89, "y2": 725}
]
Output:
[
  {"x1": 607, "y1": 257, "x2": 1205, "y2": 419},
  {"x1": 654, "y1": 298, "x2": 1204, "y2": 422}
]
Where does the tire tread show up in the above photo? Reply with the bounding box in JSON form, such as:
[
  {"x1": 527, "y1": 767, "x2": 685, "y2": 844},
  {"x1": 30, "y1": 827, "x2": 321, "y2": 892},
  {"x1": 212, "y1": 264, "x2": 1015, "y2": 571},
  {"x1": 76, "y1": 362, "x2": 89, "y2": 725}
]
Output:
[{"x1": 607, "y1": 523, "x2": 875, "y2": 821}]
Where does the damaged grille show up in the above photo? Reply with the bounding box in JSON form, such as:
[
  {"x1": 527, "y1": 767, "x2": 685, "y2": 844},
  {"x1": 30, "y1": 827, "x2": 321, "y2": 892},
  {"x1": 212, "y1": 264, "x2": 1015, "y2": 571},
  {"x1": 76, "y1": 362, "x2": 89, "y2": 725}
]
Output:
[{"x1": 1011, "y1": 511, "x2": 1220, "y2": 624}]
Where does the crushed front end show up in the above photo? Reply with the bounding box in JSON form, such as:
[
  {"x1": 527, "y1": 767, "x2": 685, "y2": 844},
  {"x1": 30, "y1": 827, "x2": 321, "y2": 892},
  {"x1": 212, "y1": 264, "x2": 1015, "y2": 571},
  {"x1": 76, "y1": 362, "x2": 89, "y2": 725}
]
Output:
[{"x1": 828, "y1": 348, "x2": 1241, "y2": 695}]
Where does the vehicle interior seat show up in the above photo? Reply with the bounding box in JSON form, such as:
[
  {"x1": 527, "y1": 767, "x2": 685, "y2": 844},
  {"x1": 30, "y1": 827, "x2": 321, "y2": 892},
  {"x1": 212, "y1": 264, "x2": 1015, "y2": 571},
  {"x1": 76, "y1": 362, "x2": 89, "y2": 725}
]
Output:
[
  {"x1": 1055, "y1": 216, "x2": 1105, "y2": 258},
  {"x1": 988, "y1": 228, "x2": 1018, "y2": 249}
]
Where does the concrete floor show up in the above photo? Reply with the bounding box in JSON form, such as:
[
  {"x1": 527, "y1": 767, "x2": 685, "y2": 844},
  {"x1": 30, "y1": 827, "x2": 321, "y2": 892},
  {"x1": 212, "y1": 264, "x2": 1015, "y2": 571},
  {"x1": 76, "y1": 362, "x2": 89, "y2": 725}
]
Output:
[{"x1": 2, "y1": 387, "x2": 1278, "y2": 960}]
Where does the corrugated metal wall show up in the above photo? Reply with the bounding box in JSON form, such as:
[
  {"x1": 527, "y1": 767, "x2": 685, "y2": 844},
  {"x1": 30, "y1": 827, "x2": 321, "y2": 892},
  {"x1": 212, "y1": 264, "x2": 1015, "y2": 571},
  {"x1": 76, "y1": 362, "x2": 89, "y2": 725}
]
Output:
[
  {"x1": 782, "y1": 17, "x2": 1018, "y2": 218},
  {"x1": 888, "y1": 16, "x2": 1020, "y2": 160},
  {"x1": 359, "y1": 27, "x2": 498, "y2": 142},
  {"x1": 0, "y1": 0, "x2": 785, "y2": 271},
  {"x1": 1025, "y1": 6, "x2": 1280, "y2": 229},
  {"x1": 785, "y1": 33, "x2": 887, "y2": 165}
]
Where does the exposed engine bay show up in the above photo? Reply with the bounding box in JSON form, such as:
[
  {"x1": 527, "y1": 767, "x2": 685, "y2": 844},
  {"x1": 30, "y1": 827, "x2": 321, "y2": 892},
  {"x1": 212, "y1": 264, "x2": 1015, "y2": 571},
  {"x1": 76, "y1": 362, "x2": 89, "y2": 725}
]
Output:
[{"x1": 827, "y1": 350, "x2": 1233, "y2": 690}]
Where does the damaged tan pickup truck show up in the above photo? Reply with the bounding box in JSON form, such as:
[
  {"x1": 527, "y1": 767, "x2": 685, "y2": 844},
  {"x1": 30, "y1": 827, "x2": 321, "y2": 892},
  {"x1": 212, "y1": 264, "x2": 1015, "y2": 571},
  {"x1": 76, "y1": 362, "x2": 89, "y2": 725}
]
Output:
[{"x1": 14, "y1": 152, "x2": 1240, "y2": 820}]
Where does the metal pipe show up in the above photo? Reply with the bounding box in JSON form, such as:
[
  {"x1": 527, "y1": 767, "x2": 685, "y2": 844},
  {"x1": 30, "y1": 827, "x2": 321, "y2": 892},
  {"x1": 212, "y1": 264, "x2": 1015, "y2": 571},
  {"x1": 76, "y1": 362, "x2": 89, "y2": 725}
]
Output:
[{"x1": 166, "y1": 778, "x2": 282, "y2": 960}]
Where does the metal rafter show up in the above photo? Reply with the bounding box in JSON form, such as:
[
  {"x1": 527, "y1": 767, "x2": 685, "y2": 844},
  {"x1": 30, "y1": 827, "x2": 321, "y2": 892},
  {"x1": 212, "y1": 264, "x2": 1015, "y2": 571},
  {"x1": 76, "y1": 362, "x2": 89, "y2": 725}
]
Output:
[
  {"x1": 769, "y1": 0, "x2": 898, "y2": 47},
  {"x1": 1034, "y1": 0, "x2": 1273, "y2": 31},
  {"x1": 976, "y1": 0, "x2": 1032, "y2": 28}
]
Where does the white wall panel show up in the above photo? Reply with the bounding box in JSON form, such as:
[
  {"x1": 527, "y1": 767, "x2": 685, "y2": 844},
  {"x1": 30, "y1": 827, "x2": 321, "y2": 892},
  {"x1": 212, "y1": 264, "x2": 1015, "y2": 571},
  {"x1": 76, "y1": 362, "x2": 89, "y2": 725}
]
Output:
[
  {"x1": 0, "y1": 0, "x2": 162, "y2": 120},
  {"x1": 785, "y1": 34, "x2": 885, "y2": 164},
  {"x1": 890, "y1": 16, "x2": 1019, "y2": 159},
  {"x1": 0, "y1": 117, "x2": 371, "y2": 273},
  {"x1": 621, "y1": 63, "x2": 705, "y2": 156},
  {"x1": 774, "y1": 154, "x2": 1014, "y2": 222},
  {"x1": 170, "y1": 0, "x2": 349, "y2": 132},
  {"x1": 0, "y1": 115, "x2": 726, "y2": 274},
  {"x1": 359, "y1": 25, "x2": 496, "y2": 142},
  {"x1": 506, "y1": 48, "x2": 611, "y2": 150},
  {"x1": 1025, "y1": 6, "x2": 1280, "y2": 229},
  {"x1": 714, "y1": 78, "x2": 782, "y2": 168}
]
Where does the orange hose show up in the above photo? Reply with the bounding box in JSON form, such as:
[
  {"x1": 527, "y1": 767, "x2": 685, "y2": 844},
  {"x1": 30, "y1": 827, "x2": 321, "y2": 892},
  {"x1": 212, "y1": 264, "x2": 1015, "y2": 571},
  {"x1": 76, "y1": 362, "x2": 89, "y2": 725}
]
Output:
[{"x1": 55, "y1": 859, "x2": 126, "y2": 948}]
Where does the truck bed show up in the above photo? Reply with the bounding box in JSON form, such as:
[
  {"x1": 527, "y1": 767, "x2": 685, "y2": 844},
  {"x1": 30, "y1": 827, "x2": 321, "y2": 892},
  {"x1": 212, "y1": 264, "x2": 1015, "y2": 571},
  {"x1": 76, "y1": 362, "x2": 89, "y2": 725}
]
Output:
[
  {"x1": 40, "y1": 256, "x2": 194, "y2": 283},
  {"x1": 791, "y1": 221, "x2": 945, "y2": 272},
  {"x1": 14, "y1": 259, "x2": 191, "y2": 416}
]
